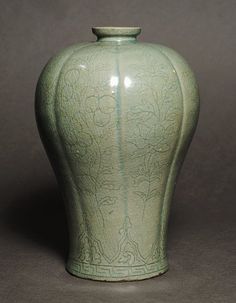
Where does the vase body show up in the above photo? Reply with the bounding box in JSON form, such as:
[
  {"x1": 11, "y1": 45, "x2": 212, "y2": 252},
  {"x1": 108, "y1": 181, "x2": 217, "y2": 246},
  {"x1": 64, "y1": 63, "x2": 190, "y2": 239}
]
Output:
[{"x1": 35, "y1": 27, "x2": 199, "y2": 281}]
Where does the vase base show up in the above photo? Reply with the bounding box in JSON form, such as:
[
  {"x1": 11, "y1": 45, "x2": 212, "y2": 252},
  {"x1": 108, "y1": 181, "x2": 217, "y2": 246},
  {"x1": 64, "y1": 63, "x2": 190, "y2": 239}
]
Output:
[{"x1": 66, "y1": 258, "x2": 168, "y2": 282}]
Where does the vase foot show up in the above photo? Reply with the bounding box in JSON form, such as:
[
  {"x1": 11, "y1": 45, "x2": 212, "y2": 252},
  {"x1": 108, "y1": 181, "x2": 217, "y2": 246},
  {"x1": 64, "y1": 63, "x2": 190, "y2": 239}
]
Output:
[{"x1": 66, "y1": 258, "x2": 168, "y2": 282}]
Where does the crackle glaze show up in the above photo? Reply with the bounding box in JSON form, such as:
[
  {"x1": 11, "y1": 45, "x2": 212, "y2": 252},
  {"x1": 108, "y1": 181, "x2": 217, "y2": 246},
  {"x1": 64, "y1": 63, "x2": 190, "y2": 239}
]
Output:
[{"x1": 35, "y1": 27, "x2": 199, "y2": 281}]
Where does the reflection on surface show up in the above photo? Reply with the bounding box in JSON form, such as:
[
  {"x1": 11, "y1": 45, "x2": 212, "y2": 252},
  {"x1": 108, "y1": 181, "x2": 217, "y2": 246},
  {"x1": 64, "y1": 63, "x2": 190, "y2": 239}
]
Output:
[
  {"x1": 110, "y1": 76, "x2": 119, "y2": 87},
  {"x1": 124, "y1": 76, "x2": 132, "y2": 88},
  {"x1": 109, "y1": 76, "x2": 133, "y2": 89},
  {"x1": 79, "y1": 64, "x2": 87, "y2": 70}
]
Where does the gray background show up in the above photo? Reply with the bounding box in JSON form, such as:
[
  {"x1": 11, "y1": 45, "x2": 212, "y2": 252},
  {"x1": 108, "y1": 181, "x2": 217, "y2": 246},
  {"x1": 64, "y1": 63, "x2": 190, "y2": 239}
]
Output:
[{"x1": 0, "y1": 0, "x2": 236, "y2": 302}]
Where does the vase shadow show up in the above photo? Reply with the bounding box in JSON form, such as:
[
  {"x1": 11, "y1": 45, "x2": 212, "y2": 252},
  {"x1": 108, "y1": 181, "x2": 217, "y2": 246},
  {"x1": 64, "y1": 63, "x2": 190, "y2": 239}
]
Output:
[{"x1": 3, "y1": 186, "x2": 68, "y2": 261}]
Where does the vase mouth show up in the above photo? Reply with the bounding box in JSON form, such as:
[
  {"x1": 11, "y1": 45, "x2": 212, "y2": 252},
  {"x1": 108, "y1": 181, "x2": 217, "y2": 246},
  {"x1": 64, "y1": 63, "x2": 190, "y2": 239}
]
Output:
[{"x1": 92, "y1": 27, "x2": 141, "y2": 41}]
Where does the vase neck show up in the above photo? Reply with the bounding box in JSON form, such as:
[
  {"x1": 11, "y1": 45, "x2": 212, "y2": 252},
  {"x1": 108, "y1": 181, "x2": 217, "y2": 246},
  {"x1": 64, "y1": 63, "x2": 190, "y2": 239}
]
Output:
[{"x1": 92, "y1": 27, "x2": 141, "y2": 42}]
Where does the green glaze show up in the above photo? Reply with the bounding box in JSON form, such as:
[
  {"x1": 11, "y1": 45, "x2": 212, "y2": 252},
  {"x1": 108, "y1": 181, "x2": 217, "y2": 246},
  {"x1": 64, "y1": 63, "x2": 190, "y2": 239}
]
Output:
[{"x1": 35, "y1": 27, "x2": 199, "y2": 281}]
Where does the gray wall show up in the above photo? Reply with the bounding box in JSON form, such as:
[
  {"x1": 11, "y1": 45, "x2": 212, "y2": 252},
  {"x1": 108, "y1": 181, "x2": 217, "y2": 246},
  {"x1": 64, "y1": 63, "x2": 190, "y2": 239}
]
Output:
[{"x1": 0, "y1": 1, "x2": 235, "y2": 302}]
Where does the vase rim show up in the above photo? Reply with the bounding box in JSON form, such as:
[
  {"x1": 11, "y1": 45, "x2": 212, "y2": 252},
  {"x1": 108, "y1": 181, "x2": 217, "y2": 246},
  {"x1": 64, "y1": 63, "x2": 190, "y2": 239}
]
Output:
[{"x1": 92, "y1": 27, "x2": 141, "y2": 38}]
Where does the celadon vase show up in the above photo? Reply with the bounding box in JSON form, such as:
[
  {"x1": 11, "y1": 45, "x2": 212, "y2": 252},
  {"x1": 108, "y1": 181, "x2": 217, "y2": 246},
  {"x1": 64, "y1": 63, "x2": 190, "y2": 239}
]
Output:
[{"x1": 35, "y1": 27, "x2": 199, "y2": 281}]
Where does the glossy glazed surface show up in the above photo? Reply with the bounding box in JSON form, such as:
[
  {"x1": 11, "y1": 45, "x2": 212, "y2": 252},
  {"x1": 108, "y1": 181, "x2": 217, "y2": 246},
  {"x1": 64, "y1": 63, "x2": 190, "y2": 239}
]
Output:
[{"x1": 35, "y1": 27, "x2": 199, "y2": 281}]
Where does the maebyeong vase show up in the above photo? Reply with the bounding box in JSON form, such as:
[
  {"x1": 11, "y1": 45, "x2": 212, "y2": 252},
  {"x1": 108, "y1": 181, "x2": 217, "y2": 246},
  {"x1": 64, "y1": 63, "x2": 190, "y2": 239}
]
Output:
[{"x1": 35, "y1": 27, "x2": 199, "y2": 281}]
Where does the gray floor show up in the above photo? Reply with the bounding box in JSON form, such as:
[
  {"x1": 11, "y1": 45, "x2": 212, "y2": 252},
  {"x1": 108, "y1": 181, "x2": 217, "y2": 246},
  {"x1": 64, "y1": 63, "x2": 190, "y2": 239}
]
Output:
[{"x1": 1, "y1": 1, "x2": 236, "y2": 302}]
